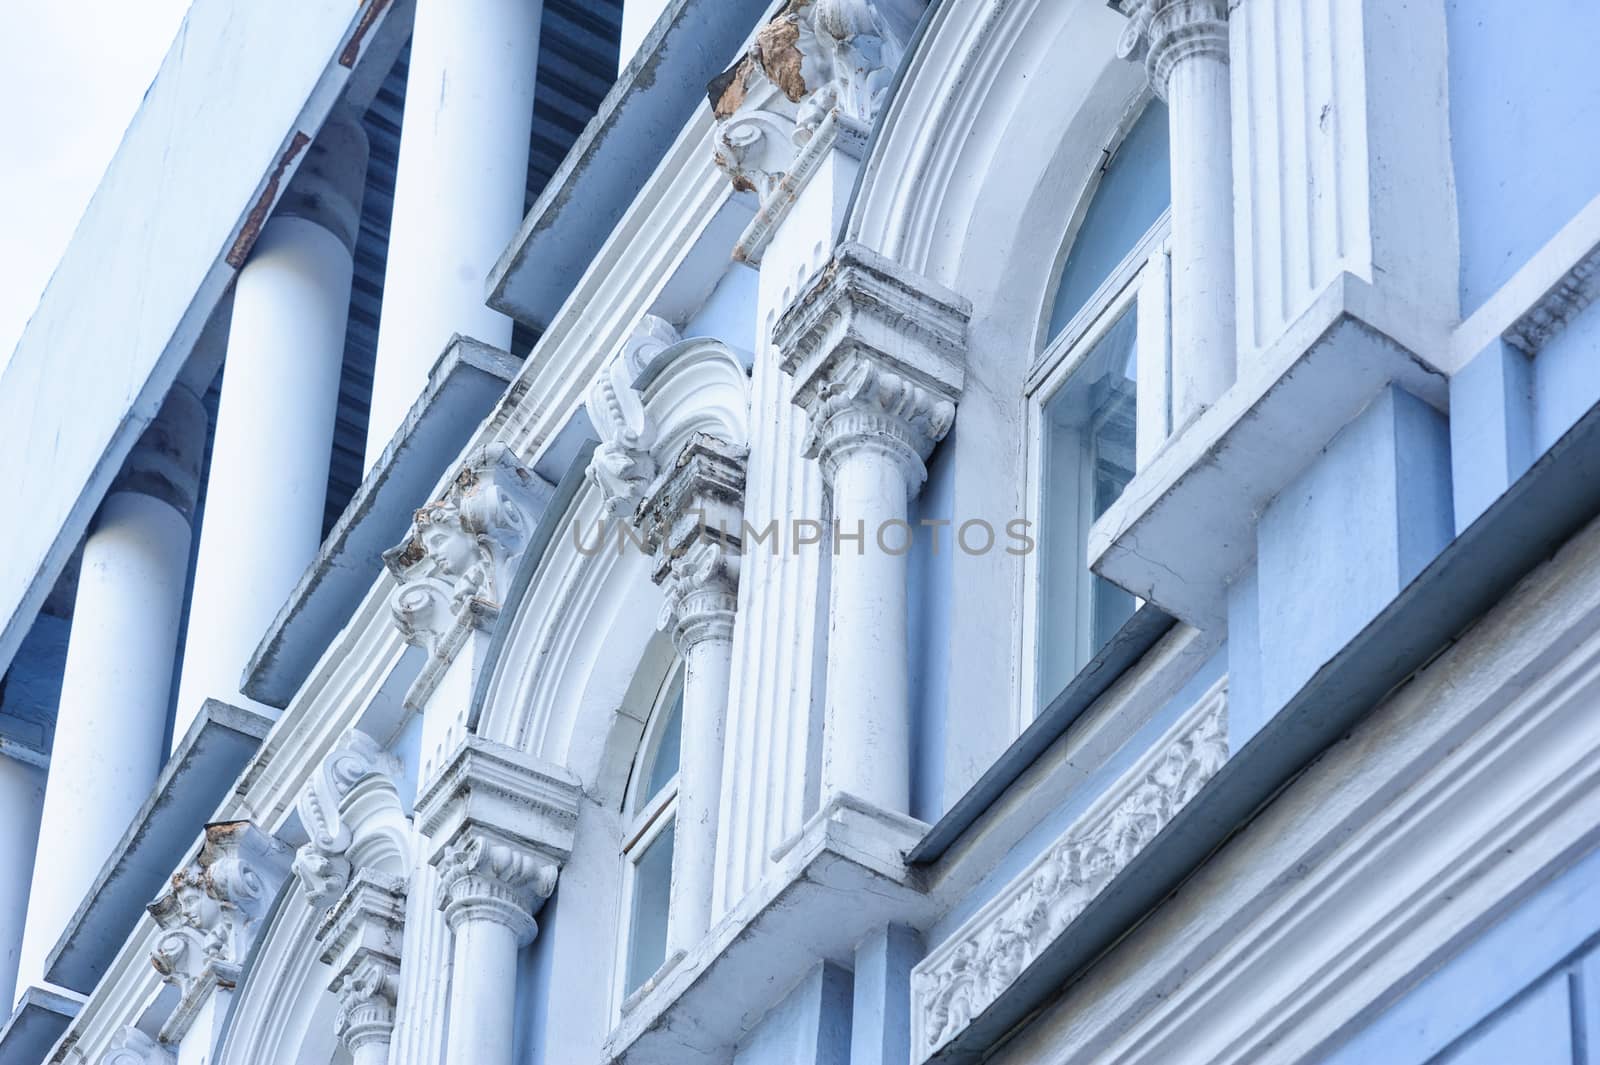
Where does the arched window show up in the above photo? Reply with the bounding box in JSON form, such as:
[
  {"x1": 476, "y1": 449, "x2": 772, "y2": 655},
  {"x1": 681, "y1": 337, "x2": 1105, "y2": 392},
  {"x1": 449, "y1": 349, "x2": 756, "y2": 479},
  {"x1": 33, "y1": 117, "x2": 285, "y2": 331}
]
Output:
[
  {"x1": 617, "y1": 668, "x2": 683, "y2": 999},
  {"x1": 1023, "y1": 101, "x2": 1172, "y2": 716}
]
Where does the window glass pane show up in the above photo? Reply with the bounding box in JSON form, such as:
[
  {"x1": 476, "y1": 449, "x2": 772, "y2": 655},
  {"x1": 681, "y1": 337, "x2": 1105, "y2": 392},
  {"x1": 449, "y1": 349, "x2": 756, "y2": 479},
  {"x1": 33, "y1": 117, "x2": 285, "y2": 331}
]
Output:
[
  {"x1": 1046, "y1": 103, "x2": 1171, "y2": 339},
  {"x1": 624, "y1": 820, "x2": 675, "y2": 995},
  {"x1": 1037, "y1": 308, "x2": 1139, "y2": 707},
  {"x1": 642, "y1": 689, "x2": 682, "y2": 804}
]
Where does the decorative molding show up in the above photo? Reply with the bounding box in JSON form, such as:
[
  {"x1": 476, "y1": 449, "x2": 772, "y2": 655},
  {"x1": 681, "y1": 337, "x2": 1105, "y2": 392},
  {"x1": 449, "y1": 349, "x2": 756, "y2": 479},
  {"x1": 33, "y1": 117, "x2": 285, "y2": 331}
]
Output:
[
  {"x1": 910, "y1": 677, "x2": 1228, "y2": 1059},
  {"x1": 638, "y1": 434, "x2": 748, "y2": 654},
  {"x1": 708, "y1": 0, "x2": 917, "y2": 203},
  {"x1": 434, "y1": 834, "x2": 558, "y2": 942},
  {"x1": 775, "y1": 242, "x2": 970, "y2": 488},
  {"x1": 584, "y1": 315, "x2": 682, "y2": 521},
  {"x1": 1114, "y1": 0, "x2": 1230, "y2": 99},
  {"x1": 147, "y1": 822, "x2": 292, "y2": 1044},
  {"x1": 383, "y1": 443, "x2": 551, "y2": 708},
  {"x1": 99, "y1": 1027, "x2": 173, "y2": 1065},
  {"x1": 292, "y1": 729, "x2": 408, "y2": 908}
]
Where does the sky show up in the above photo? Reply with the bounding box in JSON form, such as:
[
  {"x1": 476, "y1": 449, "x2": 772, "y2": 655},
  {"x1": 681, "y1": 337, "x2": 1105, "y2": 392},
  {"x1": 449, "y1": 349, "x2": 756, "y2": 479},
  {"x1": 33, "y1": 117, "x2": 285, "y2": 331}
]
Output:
[{"x1": 0, "y1": 1, "x2": 192, "y2": 372}]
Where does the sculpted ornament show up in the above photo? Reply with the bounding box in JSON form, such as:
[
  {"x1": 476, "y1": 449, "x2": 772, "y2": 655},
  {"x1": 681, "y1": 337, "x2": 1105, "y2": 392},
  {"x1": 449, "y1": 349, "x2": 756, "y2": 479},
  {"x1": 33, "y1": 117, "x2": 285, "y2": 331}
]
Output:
[
  {"x1": 293, "y1": 729, "x2": 407, "y2": 908},
  {"x1": 584, "y1": 315, "x2": 682, "y2": 521},
  {"x1": 332, "y1": 955, "x2": 402, "y2": 1052},
  {"x1": 709, "y1": 0, "x2": 919, "y2": 197},
  {"x1": 911, "y1": 680, "x2": 1229, "y2": 1057},
  {"x1": 435, "y1": 834, "x2": 558, "y2": 942},
  {"x1": 148, "y1": 823, "x2": 292, "y2": 1042},
  {"x1": 1114, "y1": 0, "x2": 1230, "y2": 97}
]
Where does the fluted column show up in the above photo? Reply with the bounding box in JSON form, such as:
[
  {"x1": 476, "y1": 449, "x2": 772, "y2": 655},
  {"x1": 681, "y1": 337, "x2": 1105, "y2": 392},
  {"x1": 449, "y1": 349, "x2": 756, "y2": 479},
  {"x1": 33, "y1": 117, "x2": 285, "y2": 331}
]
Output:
[
  {"x1": 416, "y1": 736, "x2": 580, "y2": 1065},
  {"x1": 777, "y1": 243, "x2": 970, "y2": 817},
  {"x1": 640, "y1": 435, "x2": 746, "y2": 951},
  {"x1": 16, "y1": 385, "x2": 206, "y2": 994},
  {"x1": 1119, "y1": 0, "x2": 1236, "y2": 426},
  {"x1": 175, "y1": 114, "x2": 369, "y2": 741},
  {"x1": 365, "y1": 0, "x2": 543, "y2": 460}
]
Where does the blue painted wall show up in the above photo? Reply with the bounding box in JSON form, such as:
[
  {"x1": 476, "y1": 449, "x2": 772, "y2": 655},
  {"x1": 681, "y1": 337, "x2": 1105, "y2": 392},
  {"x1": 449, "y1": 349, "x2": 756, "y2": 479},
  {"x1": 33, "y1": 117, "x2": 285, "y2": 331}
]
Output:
[
  {"x1": 512, "y1": 888, "x2": 560, "y2": 1065},
  {"x1": 1255, "y1": 388, "x2": 1452, "y2": 714},
  {"x1": 1324, "y1": 842, "x2": 1600, "y2": 1065},
  {"x1": 1448, "y1": 0, "x2": 1600, "y2": 315},
  {"x1": 732, "y1": 962, "x2": 853, "y2": 1065},
  {"x1": 1532, "y1": 299, "x2": 1600, "y2": 455}
]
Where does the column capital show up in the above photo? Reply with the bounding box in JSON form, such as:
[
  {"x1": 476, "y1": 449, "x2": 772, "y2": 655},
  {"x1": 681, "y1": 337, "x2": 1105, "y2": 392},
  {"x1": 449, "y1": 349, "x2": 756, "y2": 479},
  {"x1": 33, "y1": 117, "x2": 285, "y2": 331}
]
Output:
[
  {"x1": 776, "y1": 243, "x2": 970, "y2": 490},
  {"x1": 147, "y1": 822, "x2": 292, "y2": 1044},
  {"x1": 639, "y1": 434, "x2": 748, "y2": 654},
  {"x1": 317, "y1": 871, "x2": 408, "y2": 1054},
  {"x1": 434, "y1": 833, "x2": 557, "y2": 942},
  {"x1": 416, "y1": 735, "x2": 581, "y2": 939},
  {"x1": 384, "y1": 444, "x2": 551, "y2": 706},
  {"x1": 1114, "y1": 0, "x2": 1230, "y2": 99}
]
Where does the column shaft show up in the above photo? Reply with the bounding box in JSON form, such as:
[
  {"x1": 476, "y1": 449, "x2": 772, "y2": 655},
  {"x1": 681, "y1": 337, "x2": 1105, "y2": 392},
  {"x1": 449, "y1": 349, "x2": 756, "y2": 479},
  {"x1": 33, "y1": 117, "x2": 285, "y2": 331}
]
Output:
[
  {"x1": 823, "y1": 451, "x2": 912, "y2": 815},
  {"x1": 1166, "y1": 48, "x2": 1236, "y2": 425},
  {"x1": 176, "y1": 116, "x2": 367, "y2": 740},
  {"x1": 366, "y1": 0, "x2": 542, "y2": 459},
  {"x1": 0, "y1": 757, "x2": 44, "y2": 1008},
  {"x1": 18, "y1": 383, "x2": 205, "y2": 992},
  {"x1": 669, "y1": 633, "x2": 733, "y2": 951},
  {"x1": 444, "y1": 918, "x2": 521, "y2": 1065}
]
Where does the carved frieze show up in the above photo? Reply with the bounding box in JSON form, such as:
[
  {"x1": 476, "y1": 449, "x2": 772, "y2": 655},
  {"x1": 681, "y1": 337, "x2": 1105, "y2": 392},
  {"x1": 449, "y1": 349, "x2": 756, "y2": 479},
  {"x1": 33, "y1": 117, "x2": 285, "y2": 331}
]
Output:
[
  {"x1": 910, "y1": 677, "x2": 1229, "y2": 1059},
  {"x1": 584, "y1": 315, "x2": 682, "y2": 522},
  {"x1": 147, "y1": 822, "x2": 292, "y2": 1044}
]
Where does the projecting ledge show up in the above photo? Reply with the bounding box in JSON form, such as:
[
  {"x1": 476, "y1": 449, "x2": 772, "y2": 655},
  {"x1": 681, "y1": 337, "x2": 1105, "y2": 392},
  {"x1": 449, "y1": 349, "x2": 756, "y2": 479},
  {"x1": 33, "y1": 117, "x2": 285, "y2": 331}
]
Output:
[
  {"x1": 1089, "y1": 273, "x2": 1452, "y2": 630},
  {"x1": 601, "y1": 795, "x2": 934, "y2": 1065},
  {"x1": 0, "y1": 985, "x2": 82, "y2": 1064}
]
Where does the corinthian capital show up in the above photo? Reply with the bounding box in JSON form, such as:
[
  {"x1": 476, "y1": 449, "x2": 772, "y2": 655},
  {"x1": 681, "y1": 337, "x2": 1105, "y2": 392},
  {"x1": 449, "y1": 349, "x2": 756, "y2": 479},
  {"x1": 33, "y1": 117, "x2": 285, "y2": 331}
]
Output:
[
  {"x1": 317, "y1": 871, "x2": 408, "y2": 1054},
  {"x1": 776, "y1": 243, "x2": 970, "y2": 490},
  {"x1": 332, "y1": 955, "x2": 401, "y2": 1053},
  {"x1": 1114, "y1": 0, "x2": 1230, "y2": 98},
  {"x1": 435, "y1": 834, "x2": 558, "y2": 941}
]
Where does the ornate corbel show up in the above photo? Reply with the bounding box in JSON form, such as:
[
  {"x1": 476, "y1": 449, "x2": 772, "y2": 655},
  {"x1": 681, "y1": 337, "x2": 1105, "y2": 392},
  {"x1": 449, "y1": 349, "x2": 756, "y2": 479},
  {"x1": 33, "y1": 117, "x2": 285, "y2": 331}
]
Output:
[
  {"x1": 584, "y1": 315, "x2": 682, "y2": 522},
  {"x1": 292, "y1": 729, "x2": 409, "y2": 909},
  {"x1": 147, "y1": 823, "x2": 292, "y2": 1044},
  {"x1": 384, "y1": 443, "x2": 551, "y2": 707}
]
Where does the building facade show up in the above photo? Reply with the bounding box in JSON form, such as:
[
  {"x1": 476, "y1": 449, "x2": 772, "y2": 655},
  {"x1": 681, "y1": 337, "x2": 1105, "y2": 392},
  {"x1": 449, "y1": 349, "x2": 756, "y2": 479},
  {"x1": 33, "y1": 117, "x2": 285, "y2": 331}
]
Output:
[{"x1": 1, "y1": 1, "x2": 1598, "y2": 1063}]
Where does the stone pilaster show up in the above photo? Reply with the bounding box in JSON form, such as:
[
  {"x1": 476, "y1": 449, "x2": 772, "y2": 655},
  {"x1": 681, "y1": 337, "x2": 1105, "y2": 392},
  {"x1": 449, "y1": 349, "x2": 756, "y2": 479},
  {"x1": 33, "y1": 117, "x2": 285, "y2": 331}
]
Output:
[{"x1": 776, "y1": 242, "x2": 969, "y2": 818}]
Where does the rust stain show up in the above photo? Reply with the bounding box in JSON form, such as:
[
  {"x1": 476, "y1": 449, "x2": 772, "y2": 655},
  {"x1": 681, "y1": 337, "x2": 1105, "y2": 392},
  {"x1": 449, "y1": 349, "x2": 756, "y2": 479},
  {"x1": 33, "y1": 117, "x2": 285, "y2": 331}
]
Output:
[
  {"x1": 707, "y1": 61, "x2": 750, "y2": 119},
  {"x1": 225, "y1": 131, "x2": 311, "y2": 268},
  {"x1": 340, "y1": 0, "x2": 394, "y2": 68}
]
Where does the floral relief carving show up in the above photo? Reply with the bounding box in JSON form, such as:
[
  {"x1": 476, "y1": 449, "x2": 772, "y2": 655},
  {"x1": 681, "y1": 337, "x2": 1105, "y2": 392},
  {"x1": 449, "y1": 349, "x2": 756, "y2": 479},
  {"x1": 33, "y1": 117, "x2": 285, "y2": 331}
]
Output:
[{"x1": 911, "y1": 678, "x2": 1229, "y2": 1058}]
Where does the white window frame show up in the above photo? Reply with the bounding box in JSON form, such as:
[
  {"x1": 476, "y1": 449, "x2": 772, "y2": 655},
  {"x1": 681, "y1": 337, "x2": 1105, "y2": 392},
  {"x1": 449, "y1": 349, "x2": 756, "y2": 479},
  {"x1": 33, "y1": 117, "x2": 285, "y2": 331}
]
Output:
[
  {"x1": 612, "y1": 668, "x2": 684, "y2": 1014},
  {"x1": 1018, "y1": 211, "x2": 1172, "y2": 728}
]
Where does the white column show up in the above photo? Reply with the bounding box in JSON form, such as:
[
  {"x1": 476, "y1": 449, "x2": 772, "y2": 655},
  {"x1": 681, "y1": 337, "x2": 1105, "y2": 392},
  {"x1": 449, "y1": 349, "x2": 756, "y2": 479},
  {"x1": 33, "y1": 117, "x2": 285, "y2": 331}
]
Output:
[
  {"x1": 0, "y1": 755, "x2": 44, "y2": 1008},
  {"x1": 642, "y1": 436, "x2": 746, "y2": 951},
  {"x1": 16, "y1": 385, "x2": 206, "y2": 994},
  {"x1": 175, "y1": 116, "x2": 368, "y2": 741},
  {"x1": 1121, "y1": 0, "x2": 1236, "y2": 426},
  {"x1": 366, "y1": 0, "x2": 542, "y2": 460},
  {"x1": 618, "y1": 0, "x2": 670, "y2": 73},
  {"x1": 776, "y1": 244, "x2": 970, "y2": 819}
]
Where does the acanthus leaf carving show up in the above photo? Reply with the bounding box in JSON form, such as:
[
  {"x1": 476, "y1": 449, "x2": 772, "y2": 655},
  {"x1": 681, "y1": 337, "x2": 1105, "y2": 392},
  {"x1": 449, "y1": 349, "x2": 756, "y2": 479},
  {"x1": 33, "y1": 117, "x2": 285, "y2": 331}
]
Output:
[{"x1": 910, "y1": 678, "x2": 1229, "y2": 1059}]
